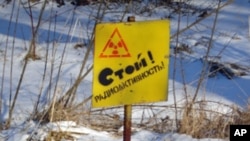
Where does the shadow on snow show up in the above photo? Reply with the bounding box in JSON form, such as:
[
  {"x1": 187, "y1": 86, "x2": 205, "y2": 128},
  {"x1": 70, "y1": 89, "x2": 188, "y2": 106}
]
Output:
[{"x1": 0, "y1": 17, "x2": 80, "y2": 43}]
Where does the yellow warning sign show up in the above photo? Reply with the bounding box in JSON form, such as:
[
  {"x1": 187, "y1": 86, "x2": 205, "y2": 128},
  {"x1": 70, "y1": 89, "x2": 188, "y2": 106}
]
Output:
[{"x1": 93, "y1": 20, "x2": 170, "y2": 108}]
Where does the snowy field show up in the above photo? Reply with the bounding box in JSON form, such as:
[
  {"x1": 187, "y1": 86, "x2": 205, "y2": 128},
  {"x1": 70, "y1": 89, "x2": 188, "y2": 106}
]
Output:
[{"x1": 0, "y1": 0, "x2": 250, "y2": 140}]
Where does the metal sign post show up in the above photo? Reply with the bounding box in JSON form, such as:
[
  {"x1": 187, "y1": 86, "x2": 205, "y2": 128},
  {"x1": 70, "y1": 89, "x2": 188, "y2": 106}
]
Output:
[
  {"x1": 123, "y1": 16, "x2": 135, "y2": 141},
  {"x1": 124, "y1": 104, "x2": 132, "y2": 141}
]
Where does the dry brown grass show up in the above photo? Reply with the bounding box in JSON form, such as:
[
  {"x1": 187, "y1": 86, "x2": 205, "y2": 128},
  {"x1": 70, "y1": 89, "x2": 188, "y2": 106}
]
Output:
[
  {"x1": 31, "y1": 94, "x2": 250, "y2": 140},
  {"x1": 32, "y1": 95, "x2": 91, "y2": 125},
  {"x1": 232, "y1": 104, "x2": 250, "y2": 125},
  {"x1": 179, "y1": 101, "x2": 232, "y2": 138},
  {"x1": 178, "y1": 100, "x2": 250, "y2": 139},
  {"x1": 45, "y1": 131, "x2": 75, "y2": 141}
]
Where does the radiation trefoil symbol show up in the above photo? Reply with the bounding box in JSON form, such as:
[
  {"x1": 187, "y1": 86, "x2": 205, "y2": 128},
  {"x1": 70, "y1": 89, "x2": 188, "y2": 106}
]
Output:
[{"x1": 99, "y1": 28, "x2": 131, "y2": 58}]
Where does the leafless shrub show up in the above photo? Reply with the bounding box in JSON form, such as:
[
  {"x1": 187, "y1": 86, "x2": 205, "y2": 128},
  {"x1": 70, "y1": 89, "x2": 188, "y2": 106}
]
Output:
[{"x1": 32, "y1": 1, "x2": 106, "y2": 124}]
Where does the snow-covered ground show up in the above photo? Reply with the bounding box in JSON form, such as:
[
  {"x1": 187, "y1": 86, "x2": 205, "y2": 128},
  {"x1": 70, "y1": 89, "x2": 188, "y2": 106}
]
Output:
[{"x1": 0, "y1": 0, "x2": 250, "y2": 140}]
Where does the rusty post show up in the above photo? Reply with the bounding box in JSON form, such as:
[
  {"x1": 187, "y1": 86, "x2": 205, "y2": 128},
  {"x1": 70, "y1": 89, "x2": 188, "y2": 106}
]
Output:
[
  {"x1": 124, "y1": 104, "x2": 132, "y2": 141},
  {"x1": 123, "y1": 16, "x2": 135, "y2": 141}
]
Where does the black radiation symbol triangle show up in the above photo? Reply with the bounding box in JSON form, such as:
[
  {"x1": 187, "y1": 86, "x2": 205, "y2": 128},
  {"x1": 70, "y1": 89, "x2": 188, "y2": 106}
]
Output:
[{"x1": 99, "y1": 28, "x2": 131, "y2": 58}]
